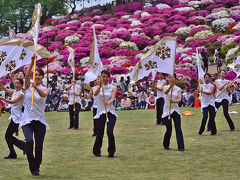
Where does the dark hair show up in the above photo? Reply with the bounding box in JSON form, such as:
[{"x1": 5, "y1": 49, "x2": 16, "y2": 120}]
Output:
[
  {"x1": 122, "y1": 94, "x2": 127, "y2": 97},
  {"x1": 173, "y1": 73, "x2": 177, "y2": 79},
  {"x1": 18, "y1": 70, "x2": 25, "y2": 76},
  {"x1": 15, "y1": 78, "x2": 24, "y2": 86},
  {"x1": 204, "y1": 73, "x2": 211, "y2": 78},
  {"x1": 36, "y1": 67, "x2": 44, "y2": 77},
  {"x1": 101, "y1": 70, "x2": 110, "y2": 77},
  {"x1": 120, "y1": 76, "x2": 124, "y2": 81},
  {"x1": 220, "y1": 69, "x2": 226, "y2": 74}
]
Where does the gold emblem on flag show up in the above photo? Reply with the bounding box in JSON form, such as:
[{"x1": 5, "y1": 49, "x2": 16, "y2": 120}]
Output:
[
  {"x1": 5, "y1": 60, "x2": 16, "y2": 72},
  {"x1": 156, "y1": 43, "x2": 171, "y2": 60},
  {"x1": 144, "y1": 60, "x2": 157, "y2": 70},
  {"x1": 0, "y1": 51, "x2": 7, "y2": 66},
  {"x1": 20, "y1": 49, "x2": 27, "y2": 60},
  {"x1": 93, "y1": 62, "x2": 98, "y2": 73}
]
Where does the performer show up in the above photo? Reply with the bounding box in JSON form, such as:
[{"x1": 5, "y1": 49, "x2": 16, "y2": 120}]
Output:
[
  {"x1": 162, "y1": 74, "x2": 184, "y2": 151},
  {"x1": 197, "y1": 73, "x2": 217, "y2": 135},
  {"x1": 67, "y1": 77, "x2": 81, "y2": 129},
  {"x1": 153, "y1": 73, "x2": 166, "y2": 125},
  {"x1": 215, "y1": 70, "x2": 235, "y2": 131},
  {"x1": 19, "y1": 56, "x2": 50, "y2": 176},
  {"x1": 93, "y1": 70, "x2": 118, "y2": 158},
  {"x1": 0, "y1": 79, "x2": 25, "y2": 159}
]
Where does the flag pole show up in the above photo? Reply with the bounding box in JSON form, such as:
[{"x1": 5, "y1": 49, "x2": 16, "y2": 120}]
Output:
[
  {"x1": 31, "y1": 55, "x2": 37, "y2": 108},
  {"x1": 214, "y1": 77, "x2": 238, "y2": 100},
  {"x1": 73, "y1": 73, "x2": 76, "y2": 111},
  {"x1": 101, "y1": 83, "x2": 109, "y2": 122},
  {"x1": 168, "y1": 81, "x2": 174, "y2": 120},
  {"x1": 199, "y1": 80, "x2": 202, "y2": 110}
]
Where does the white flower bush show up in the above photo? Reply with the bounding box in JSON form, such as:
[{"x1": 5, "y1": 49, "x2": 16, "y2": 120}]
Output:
[
  {"x1": 119, "y1": 41, "x2": 139, "y2": 51},
  {"x1": 143, "y1": 3, "x2": 152, "y2": 9},
  {"x1": 67, "y1": 20, "x2": 78, "y2": 24},
  {"x1": 233, "y1": 22, "x2": 240, "y2": 30},
  {"x1": 135, "y1": 53, "x2": 145, "y2": 59},
  {"x1": 212, "y1": 11, "x2": 229, "y2": 18},
  {"x1": 175, "y1": 7, "x2": 195, "y2": 12},
  {"x1": 64, "y1": 35, "x2": 80, "y2": 45},
  {"x1": 212, "y1": 18, "x2": 235, "y2": 32},
  {"x1": 194, "y1": 30, "x2": 213, "y2": 38},
  {"x1": 156, "y1": 3, "x2": 171, "y2": 9},
  {"x1": 176, "y1": 47, "x2": 191, "y2": 54},
  {"x1": 225, "y1": 46, "x2": 239, "y2": 63},
  {"x1": 122, "y1": 15, "x2": 131, "y2": 19},
  {"x1": 188, "y1": 1, "x2": 201, "y2": 9},
  {"x1": 143, "y1": 46, "x2": 153, "y2": 52},
  {"x1": 153, "y1": 35, "x2": 160, "y2": 41},
  {"x1": 175, "y1": 26, "x2": 191, "y2": 37},
  {"x1": 129, "y1": 18, "x2": 142, "y2": 26},
  {"x1": 81, "y1": 57, "x2": 90, "y2": 65},
  {"x1": 141, "y1": 12, "x2": 150, "y2": 18}
]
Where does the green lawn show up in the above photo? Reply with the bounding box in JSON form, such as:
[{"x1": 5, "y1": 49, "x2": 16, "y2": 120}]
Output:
[{"x1": 0, "y1": 106, "x2": 240, "y2": 180}]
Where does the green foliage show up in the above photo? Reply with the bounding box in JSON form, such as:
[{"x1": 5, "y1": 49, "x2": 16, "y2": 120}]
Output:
[
  {"x1": 0, "y1": 0, "x2": 68, "y2": 37},
  {"x1": 221, "y1": 42, "x2": 237, "y2": 56},
  {"x1": 175, "y1": 80, "x2": 187, "y2": 89}
]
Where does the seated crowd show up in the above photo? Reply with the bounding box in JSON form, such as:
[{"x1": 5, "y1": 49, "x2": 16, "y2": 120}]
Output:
[{"x1": 1, "y1": 72, "x2": 240, "y2": 113}]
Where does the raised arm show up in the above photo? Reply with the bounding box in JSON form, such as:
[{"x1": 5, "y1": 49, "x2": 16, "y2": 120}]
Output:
[
  {"x1": 32, "y1": 83, "x2": 50, "y2": 97},
  {"x1": 215, "y1": 81, "x2": 229, "y2": 91},
  {"x1": 0, "y1": 94, "x2": 24, "y2": 104},
  {"x1": 25, "y1": 55, "x2": 35, "y2": 90},
  {"x1": 0, "y1": 82, "x2": 14, "y2": 94}
]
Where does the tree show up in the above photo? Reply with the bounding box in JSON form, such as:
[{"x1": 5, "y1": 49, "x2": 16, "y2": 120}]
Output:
[{"x1": 0, "y1": 0, "x2": 68, "y2": 38}]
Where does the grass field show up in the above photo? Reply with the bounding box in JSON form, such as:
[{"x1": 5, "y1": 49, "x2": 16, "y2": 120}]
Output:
[{"x1": 0, "y1": 105, "x2": 240, "y2": 180}]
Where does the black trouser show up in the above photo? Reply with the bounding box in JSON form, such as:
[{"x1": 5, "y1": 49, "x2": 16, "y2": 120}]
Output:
[
  {"x1": 22, "y1": 121, "x2": 46, "y2": 172},
  {"x1": 5, "y1": 120, "x2": 25, "y2": 155},
  {"x1": 215, "y1": 99, "x2": 235, "y2": 130},
  {"x1": 69, "y1": 102, "x2": 81, "y2": 129},
  {"x1": 93, "y1": 108, "x2": 97, "y2": 134},
  {"x1": 199, "y1": 105, "x2": 216, "y2": 134},
  {"x1": 156, "y1": 98, "x2": 164, "y2": 124},
  {"x1": 163, "y1": 112, "x2": 184, "y2": 150},
  {"x1": 93, "y1": 112, "x2": 116, "y2": 156}
]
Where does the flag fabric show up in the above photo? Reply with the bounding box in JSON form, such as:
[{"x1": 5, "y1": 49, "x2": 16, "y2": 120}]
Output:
[
  {"x1": 67, "y1": 46, "x2": 75, "y2": 79},
  {"x1": 0, "y1": 45, "x2": 41, "y2": 78},
  {"x1": 233, "y1": 55, "x2": 240, "y2": 77},
  {"x1": 84, "y1": 27, "x2": 103, "y2": 84},
  {"x1": 30, "y1": 3, "x2": 42, "y2": 54},
  {"x1": 9, "y1": 27, "x2": 16, "y2": 39},
  {"x1": 196, "y1": 51, "x2": 205, "y2": 82},
  {"x1": 130, "y1": 36, "x2": 177, "y2": 82}
]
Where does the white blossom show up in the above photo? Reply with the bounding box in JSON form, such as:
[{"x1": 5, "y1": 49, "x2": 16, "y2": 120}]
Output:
[
  {"x1": 175, "y1": 26, "x2": 191, "y2": 37},
  {"x1": 141, "y1": 12, "x2": 150, "y2": 18},
  {"x1": 175, "y1": 7, "x2": 195, "y2": 12},
  {"x1": 188, "y1": 1, "x2": 201, "y2": 9},
  {"x1": 212, "y1": 18, "x2": 235, "y2": 32},
  {"x1": 119, "y1": 41, "x2": 139, "y2": 51},
  {"x1": 64, "y1": 35, "x2": 80, "y2": 45},
  {"x1": 156, "y1": 3, "x2": 171, "y2": 9},
  {"x1": 194, "y1": 30, "x2": 213, "y2": 38}
]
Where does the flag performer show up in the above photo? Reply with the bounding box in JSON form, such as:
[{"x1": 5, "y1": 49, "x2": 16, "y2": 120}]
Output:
[
  {"x1": 162, "y1": 74, "x2": 184, "y2": 151},
  {"x1": 67, "y1": 46, "x2": 76, "y2": 110},
  {"x1": 197, "y1": 73, "x2": 217, "y2": 135},
  {"x1": 0, "y1": 80, "x2": 26, "y2": 159}
]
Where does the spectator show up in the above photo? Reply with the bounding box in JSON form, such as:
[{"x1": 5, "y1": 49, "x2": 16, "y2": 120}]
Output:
[
  {"x1": 116, "y1": 86, "x2": 122, "y2": 107},
  {"x1": 112, "y1": 79, "x2": 118, "y2": 87},
  {"x1": 229, "y1": 85, "x2": 238, "y2": 104},
  {"x1": 146, "y1": 92, "x2": 156, "y2": 109},
  {"x1": 187, "y1": 89, "x2": 195, "y2": 107},
  {"x1": 120, "y1": 76, "x2": 127, "y2": 93},
  {"x1": 120, "y1": 94, "x2": 131, "y2": 110},
  {"x1": 201, "y1": 48, "x2": 208, "y2": 73},
  {"x1": 58, "y1": 100, "x2": 69, "y2": 112},
  {"x1": 125, "y1": 76, "x2": 130, "y2": 87},
  {"x1": 215, "y1": 47, "x2": 222, "y2": 73},
  {"x1": 50, "y1": 95, "x2": 60, "y2": 111},
  {"x1": 182, "y1": 89, "x2": 191, "y2": 107},
  {"x1": 137, "y1": 90, "x2": 147, "y2": 109}
]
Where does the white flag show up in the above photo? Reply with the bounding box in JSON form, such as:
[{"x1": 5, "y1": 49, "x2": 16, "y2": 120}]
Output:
[
  {"x1": 67, "y1": 46, "x2": 75, "y2": 79},
  {"x1": 84, "y1": 27, "x2": 103, "y2": 84},
  {"x1": 130, "y1": 36, "x2": 177, "y2": 82},
  {"x1": 30, "y1": 3, "x2": 41, "y2": 53},
  {"x1": 233, "y1": 55, "x2": 240, "y2": 77},
  {"x1": 196, "y1": 51, "x2": 205, "y2": 82},
  {"x1": 0, "y1": 46, "x2": 41, "y2": 78}
]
